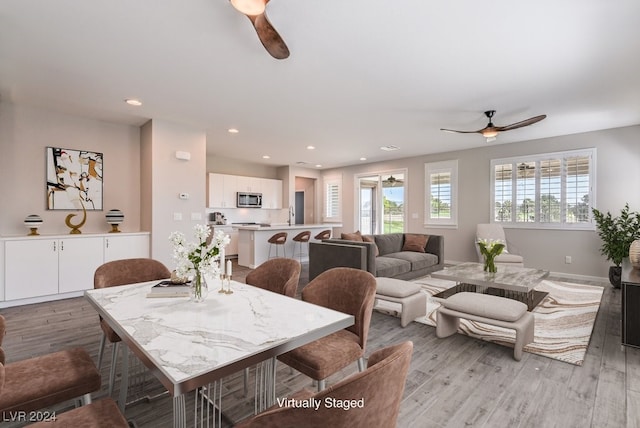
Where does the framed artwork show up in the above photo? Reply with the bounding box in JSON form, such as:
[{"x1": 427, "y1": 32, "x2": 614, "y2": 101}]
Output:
[{"x1": 46, "y1": 147, "x2": 103, "y2": 210}]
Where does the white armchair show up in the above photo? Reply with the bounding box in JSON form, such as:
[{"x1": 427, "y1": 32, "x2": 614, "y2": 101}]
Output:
[{"x1": 475, "y1": 223, "x2": 524, "y2": 267}]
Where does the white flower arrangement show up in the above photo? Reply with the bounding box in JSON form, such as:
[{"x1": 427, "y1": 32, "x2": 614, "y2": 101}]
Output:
[{"x1": 169, "y1": 224, "x2": 230, "y2": 281}]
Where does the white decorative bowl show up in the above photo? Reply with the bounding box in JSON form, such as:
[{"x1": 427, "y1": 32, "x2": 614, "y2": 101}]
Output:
[
  {"x1": 24, "y1": 214, "x2": 43, "y2": 236},
  {"x1": 105, "y1": 209, "x2": 124, "y2": 233}
]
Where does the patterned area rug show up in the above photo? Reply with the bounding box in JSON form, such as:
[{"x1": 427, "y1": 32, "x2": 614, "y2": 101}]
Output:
[{"x1": 408, "y1": 277, "x2": 603, "y2": 365}]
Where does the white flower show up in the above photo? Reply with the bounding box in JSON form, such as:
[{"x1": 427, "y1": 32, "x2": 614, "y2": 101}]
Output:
[{"x1": 168, "y1": 224, "x2": 229, "y2": 279}]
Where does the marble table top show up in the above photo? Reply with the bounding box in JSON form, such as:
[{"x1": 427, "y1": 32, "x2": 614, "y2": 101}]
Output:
[
  {"x1": 85, "y1": 280, "x2": 353, "y2": 396},
  {"x1": 431, "y1": 262, "x2": 549, "y2": 293}
]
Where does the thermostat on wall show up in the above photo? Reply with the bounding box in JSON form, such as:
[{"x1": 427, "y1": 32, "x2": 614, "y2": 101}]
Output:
[
  {"x1": 179, "y1": 193, "x2": 189, "y2": 200},
  {"x1": 175, "y1": 151, "x2": 191, "y2": 161}
]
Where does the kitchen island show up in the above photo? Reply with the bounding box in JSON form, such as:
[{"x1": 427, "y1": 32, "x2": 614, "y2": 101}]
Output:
[{"x1": 237, "y1": 224, "x2": 339, "y2": 268}]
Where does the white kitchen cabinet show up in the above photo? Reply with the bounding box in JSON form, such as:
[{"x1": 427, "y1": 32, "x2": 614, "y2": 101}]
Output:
[
  {"x1": 261, "y1": 178, "x2": 283, "y2": 209},
  {"x1": 58, "y1": 237, "x2": 104, "y2": 293},
  {"x1": 1, "y1": 232, "x2": 150, "y2": 305},
  {"x1": 104, "y1": 233, "x2": 150, "y2": 262},
  {"x1": 212, "y1": 226, "x2": 238, "y2": 256},
  {"x1": 208, "y1": 173, "x2": 237, "y2": 208},
  {"x1": 236, "y1": 176, "x2": 262, "y2": 193}
]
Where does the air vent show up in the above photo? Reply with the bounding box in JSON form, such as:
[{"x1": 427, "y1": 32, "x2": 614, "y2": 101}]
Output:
[
  {"x1": 380, "y1": 145, "x2": 400, "y2": 151},
  {"x1": 295, "y1": 161, "x2": 309, "y2": 165}
]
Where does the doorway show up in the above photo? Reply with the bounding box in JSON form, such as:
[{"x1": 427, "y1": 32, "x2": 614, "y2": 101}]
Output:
[
  {"x1": 295, "y1": 191, "x2": 304, "y2": 224},
  {"x1": 356, "y1": 171, "x2": 406, "y2": 234}
]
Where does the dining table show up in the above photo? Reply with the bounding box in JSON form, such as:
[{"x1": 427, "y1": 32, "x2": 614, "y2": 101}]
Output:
[{"x1": 84, "y1": 278, "x2": 354, "y2": 427}]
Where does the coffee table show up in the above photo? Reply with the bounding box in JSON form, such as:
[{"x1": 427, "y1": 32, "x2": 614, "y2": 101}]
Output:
[{"x1": 430, "y1": 262, "x2": 549, "y2": 311}]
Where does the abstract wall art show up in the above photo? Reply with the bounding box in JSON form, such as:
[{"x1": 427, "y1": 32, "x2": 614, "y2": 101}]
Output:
[{"x1": 46, "y1": 147, "x2": 103, "y2": 210}]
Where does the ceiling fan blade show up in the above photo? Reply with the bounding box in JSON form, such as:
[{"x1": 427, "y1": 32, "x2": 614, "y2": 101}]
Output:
[
  {"x1": 247, "y1": 12, "x2": 290, "y2": 59},
  {"x1": 440, "y1": 128, "x2": 482, "y2": 134},
  {"x1": 495, "y1": 115, "x2": 547, "y2": 132}
]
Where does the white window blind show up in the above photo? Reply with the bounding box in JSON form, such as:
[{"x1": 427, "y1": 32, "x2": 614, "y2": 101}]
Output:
[
  {"x1": 425, "y1": 160, "x2": 458, "y2": 227},
  {"x1": 323, "y1": 176, "x2": 342, "y2": 221},
  {"x1": 490, "y1": 149, "x2": 595, "y2": 229}
]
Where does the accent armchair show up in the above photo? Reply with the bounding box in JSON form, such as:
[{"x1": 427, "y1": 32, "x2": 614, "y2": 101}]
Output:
[{"x1": 476, "y1": 223, "x2": 524, "y2": 267}]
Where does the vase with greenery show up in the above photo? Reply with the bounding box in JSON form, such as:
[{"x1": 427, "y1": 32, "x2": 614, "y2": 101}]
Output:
[
  {"x1": 592, "y1": 203, "x2": 640, "y2": 288},
  {"x1": 477, "y1": 239, "x2": 505, "y2": 273}
]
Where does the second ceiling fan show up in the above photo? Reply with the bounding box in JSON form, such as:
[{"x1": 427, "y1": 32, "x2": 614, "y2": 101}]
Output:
[
  {"x1": 441, "y1": 110, "x2": 546, "y2": 142},
  {"x1": 229, "y1": 0, "x2": 289, "y2": 60}
]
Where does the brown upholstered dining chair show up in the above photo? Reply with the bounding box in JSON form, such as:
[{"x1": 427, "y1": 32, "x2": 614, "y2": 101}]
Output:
[
  {"x1": 277, "y1": 267, "x2": 377, "y2": 391},
  {"x1": 94, "y1": 258, "x2": 171, "y2": 396},
  {"x1": 236, "y1": 341, "x2": 413, "y2": 428},
  {"x1": 245, "y1": 257, "x2": 302, "y2": 297}
]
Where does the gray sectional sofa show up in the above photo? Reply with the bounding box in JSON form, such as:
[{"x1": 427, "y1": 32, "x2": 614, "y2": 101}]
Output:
[{"x1": 309, "y1": 233, "x2": 444, "y2": 281}]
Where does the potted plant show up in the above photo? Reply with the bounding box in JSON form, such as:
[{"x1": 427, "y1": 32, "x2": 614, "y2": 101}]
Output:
[{"x1": 592, "y1": 203, "x2": 640, "y2": 288}]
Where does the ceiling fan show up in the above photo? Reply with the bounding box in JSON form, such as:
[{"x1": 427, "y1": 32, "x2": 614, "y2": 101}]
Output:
[
  {"x1": 229, "y1": 0, "x2": 290, "y2": 60},
  {"x1": 383, "y1": 175, "x2": 404, "y2": 187},
  {"x1": 441, "y1": 110, "x2": 546, "y2": 142}
]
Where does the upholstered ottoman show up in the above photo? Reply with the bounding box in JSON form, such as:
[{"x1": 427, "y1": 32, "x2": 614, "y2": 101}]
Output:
[
  {"x1": 436, "y1": 292, "x2": 535, "y2": 361},
  {"x1": 375, "y1": 277, "x2": 427, "y2": 327}
]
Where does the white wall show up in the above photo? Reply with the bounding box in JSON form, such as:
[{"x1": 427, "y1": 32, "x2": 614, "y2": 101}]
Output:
[
  {"x1": 142, "y1": 120, "x2": 207, "y2": 269},
  {"x1": 0, "y1": 102, "x2": 141, "y2": 236},
  {"x1": 322, "y1": 125, "x2": 640, "y2": 279}
]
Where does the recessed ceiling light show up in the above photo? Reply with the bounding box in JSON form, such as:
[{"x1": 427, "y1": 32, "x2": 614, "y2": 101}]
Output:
[
  {"x1": 380, "y1": 145, "x2": 399, "y2": 151},
  {"x1": 307, "y1": 145, "x2": 315, "y2": 150},
  {"x1": 315, "y1": 164, "x2": 322, "y2": 168},
  {"x1": 262, "y1": 155, "x2": 270, "y2": 159},
  {"x1": 125, "y1": 98, "x2": 142, "y2": 106},
  {"x1": 228, "y1": 128, "x2": 239, "y2": 134},
  {"x1": 360, "y1": 157, "x2": 367, "y2": 161}
]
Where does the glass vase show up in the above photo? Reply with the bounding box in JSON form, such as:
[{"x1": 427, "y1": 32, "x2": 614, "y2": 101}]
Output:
[
  {"x1": 484, "y1": 255, "x2": 497, "y2": 273},
  {"x1": 190, "y1": 271, "x2": 209, "y2": 303}
]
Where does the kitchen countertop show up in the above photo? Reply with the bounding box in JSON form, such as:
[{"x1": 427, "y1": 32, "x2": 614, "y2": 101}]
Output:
[{"x1": 234, "y1": 223, "x2": 340, "y2": 231}]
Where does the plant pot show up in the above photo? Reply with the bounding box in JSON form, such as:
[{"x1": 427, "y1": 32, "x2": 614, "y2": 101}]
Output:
[{"x1": 609, "y1": 266, "x2": 622, "y2": 289}]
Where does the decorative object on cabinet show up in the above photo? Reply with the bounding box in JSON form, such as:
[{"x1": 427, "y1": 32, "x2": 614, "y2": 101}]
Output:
[
  {"x1": 46, "y1": 147, "x2": 103, "y2": 210},
  {"x1": 630, "y1": 240, "x2": 640, "y2": 269},
  {"x1": 64, "y1": 202, "x2": 87, "y2": 234},
  {"x1": 592, "y1": 203, "x2": 640, "y2": 287},
  {"x1": 105, "y1": 209, "x2": 124, "y2": 233},
  {"x1": 23, "y1": 214, "x2": 43, "y2": 236}
]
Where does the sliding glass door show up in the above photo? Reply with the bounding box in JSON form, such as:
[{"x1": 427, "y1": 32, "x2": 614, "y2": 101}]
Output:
[{"x1": 356, "y1": 171, "x2": 406, "y2": 234}]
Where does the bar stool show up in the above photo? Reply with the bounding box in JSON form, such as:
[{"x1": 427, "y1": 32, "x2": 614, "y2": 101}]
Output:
[
  {"x1": 268, "y1": 232, "x2": 288, "y2": 259},
  {"x1": 292, "y1": 231, "x2": 311, "y2": 261},
  {"x1": 314, "y1": 229, "x2": 331, "y2": 240}
]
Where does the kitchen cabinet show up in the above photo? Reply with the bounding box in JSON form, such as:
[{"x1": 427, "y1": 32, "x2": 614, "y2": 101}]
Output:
[
  {"x1": 207, "y1": 173, "x2": 238, "y2": 208},
  {"x1": 261, "y1": 178, "x2": 283, "y2": 209},
  {"x1": 212, "y1": 226, "x2": 239, "y2": 256},
  {"x1": 208, "y1": 173, "x2": 282, "y2": 209},
  {"x1": 1, "y1": 232, "x2": 150, "y2": 305}
]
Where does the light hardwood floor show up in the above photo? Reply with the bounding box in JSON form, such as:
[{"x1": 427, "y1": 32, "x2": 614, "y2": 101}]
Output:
[{"x1": 1, "y1": 262, "x2": 639, "y2": 428}]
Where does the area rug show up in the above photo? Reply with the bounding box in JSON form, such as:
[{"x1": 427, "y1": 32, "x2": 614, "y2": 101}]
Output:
[{"x1": 387, "y1": 277, "x2": 603, "y2": 366}]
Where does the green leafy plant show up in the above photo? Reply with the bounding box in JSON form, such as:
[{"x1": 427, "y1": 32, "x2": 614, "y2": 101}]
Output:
[{"x1": 591, "y1": 203, "x2": 640, "y2": 267}]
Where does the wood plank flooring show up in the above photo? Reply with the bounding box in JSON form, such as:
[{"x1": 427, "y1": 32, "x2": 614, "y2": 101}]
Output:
[{"x1": 1, "y1": 262, "x2": 639, "y2": 427}]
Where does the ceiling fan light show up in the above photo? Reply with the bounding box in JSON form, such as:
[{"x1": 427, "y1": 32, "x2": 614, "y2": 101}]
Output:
[
  {"x1": 481, "y1": 129, "x2": 499, "y2": 138},
  {"x1": 230, "y1": 0, "x2": 265, "y2": 15}
]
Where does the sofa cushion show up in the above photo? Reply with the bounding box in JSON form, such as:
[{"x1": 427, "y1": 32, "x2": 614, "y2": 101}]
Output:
[
  {"x1": 362, "y1": 235, "x2": 379, "y2": 257},
  {"x1": 441, "y1": 292, "x2": 527, "y2": 322},
  {"x1": 376, "y1": 277, "x2": 421, "y2": 298},
  {"x1": 402, "y1": 234, "x2": 429, "y2": 253},
  {"x1": 341, "y1": 231, "x2": 363, "y2": 241},
  {"x1": 375, "y1": 256, "x2": 411, "y2": 278},
  {"x1": 374, "y1": 234, "x2": 404, "y2": 256},
  {"x1": 383, "y1": 252, "x2": 439, "y2": 271}
]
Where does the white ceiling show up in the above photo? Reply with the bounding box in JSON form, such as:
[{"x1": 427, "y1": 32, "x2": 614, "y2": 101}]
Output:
[{"x1": 2, "y1": 0, "x2": 640, "y2": 170}]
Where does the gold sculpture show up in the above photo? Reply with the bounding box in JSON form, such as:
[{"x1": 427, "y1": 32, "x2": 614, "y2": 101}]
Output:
[{"x1": 65, "y1": 202, "x2": 87, "y2": 234}]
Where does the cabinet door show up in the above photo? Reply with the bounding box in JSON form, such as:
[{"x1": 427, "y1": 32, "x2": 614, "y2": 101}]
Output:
[
  {"x1": 207, "y1": 173, "x2": 225, "y2": 208},
  {"x1": 236, "y1": 176, "x2": 261, "y2": 193},
  {"x1": 104, "y1": 235, "x2": 150, "y2": 262},
  {"x1": 262, "y1": 179, "x2": 282, "y2": 209},
  {"x1": 222, "y1": 175, "x2": 237, "y2": 207},
  {"x1": 5, "y1": 239, "x2": 58, "y2": 300},
  {"x1": 58, "y1": 237, "x2": 104, "y2": 293}
]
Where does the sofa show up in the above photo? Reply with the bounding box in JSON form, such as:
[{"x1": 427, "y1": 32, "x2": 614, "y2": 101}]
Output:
[{"x1": 309, "y1": 232, "x2": 444, "y2": 281}]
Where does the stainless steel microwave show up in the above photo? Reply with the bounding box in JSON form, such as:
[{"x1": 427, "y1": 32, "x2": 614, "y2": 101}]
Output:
[{"x1": 237, "y1": 192, "x2": 262, "y2": 208}]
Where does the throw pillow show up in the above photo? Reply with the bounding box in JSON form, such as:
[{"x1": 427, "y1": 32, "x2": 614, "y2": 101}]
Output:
[
  {"x1": 362, "y1": 235, "x2": 380, "y2": 257},
  {"x1": 402, "y1": 234, "x2": 429, "y2": 253},
  {"x1": 341, "y1": 231, "x2": 364, "y2": 241}
]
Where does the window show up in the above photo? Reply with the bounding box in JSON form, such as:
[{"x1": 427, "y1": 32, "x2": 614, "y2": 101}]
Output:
[
  {"x1": 355, "y1": 171, "x2": 406, "y2": 234},
  {"x1": 323, "y1": 175, "x2": 342, "y2": 222},
  {"x1": 491, "y1": 149, "x2": 596, "y2": 229},
  {"x1": 425, "y1": 160, "x2": 458, "y2": 227}
]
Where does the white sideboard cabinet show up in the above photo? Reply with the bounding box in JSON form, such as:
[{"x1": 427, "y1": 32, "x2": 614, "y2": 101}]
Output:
[{"x1": 1, "y1": 232, "x2": 150, "y2": 306}]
